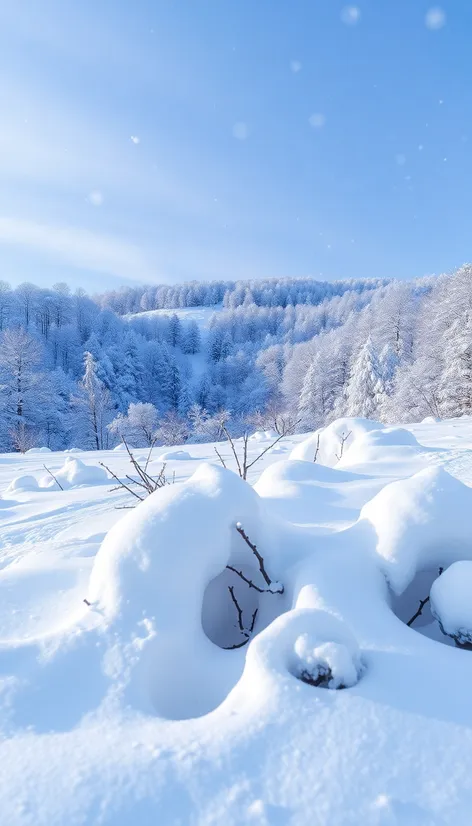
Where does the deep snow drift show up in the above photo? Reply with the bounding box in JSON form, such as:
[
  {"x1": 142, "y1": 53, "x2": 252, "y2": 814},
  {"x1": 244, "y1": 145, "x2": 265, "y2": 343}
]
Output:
[{"x1": 2, "y1": 418, "x2": 472, "y2": 824}]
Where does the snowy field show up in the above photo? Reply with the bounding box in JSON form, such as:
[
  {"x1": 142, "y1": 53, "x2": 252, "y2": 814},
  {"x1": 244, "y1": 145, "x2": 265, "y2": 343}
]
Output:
[{"x1": 2, "y1": 417, "x2": 472, "y2": 823}]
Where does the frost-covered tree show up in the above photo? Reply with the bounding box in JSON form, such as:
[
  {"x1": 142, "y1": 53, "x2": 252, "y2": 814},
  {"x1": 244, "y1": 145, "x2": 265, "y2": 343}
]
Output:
[
  {"x1": 73, "y1": 352, "x2": 114, "y2": 449},
  {"x1": 109, "y1": 402, "x2": 159, "y2": 447},
  {"x1": 0, "y1": 329, "x2": 47, "y2": 451},
  {"x1": 346, "y1": 337, "x2": 382, "y2": 419},
  {"x1": 181, "y1": 320, "x2": 201, "y2": 354}
]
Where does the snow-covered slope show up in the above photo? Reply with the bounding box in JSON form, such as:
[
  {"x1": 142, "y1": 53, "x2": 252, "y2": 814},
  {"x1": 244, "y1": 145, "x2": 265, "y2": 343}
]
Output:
[
  {"x1": 2, "y1": 418, "x2": 472, "y2": 823},
  {"x1": 126, "y1": 303, "x2": 220, "y2": 331}
]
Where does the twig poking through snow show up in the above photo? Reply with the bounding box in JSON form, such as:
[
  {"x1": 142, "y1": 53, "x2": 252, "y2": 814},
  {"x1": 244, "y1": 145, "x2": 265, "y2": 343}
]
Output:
[
  {"x1": 335, "y1": 431, "x2": 352, "y2": 462},
  {"x1": 43, "y1": 464, "x2": 64, "y2": 491},
  {"x1": 226, "y1": 523, "x2": 284, "y2": 595},
  {"x1": 313, "y1": 433, "x2": 321, "y2": 463},
  {"x1": 407, "y1": 567, "x2": 444, "y2": 627},
  {"x1": 214, "y1": 447, "x2": 227, "y2": 468}
]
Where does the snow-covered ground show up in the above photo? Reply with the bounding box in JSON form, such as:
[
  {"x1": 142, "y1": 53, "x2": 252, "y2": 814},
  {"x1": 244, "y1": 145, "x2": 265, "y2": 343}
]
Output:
[
  {"x1": 2, "y1": 417, "x2": 472, "y2": 823},
  {"x1": 127, "y1": 304, "x2": 220, "y2": 330}
]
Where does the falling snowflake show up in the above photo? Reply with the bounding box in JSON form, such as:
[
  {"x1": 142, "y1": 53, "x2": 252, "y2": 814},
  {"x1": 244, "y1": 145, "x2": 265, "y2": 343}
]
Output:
[
  {"x1": 341, "y1": 6, "x2": 361, "y2": 26},
  {"x1": 290, "y1": 60, "x2": 302, "y2": 73},
  {"x1": 309, "y1": 113, "x2": 326, "y2": 130},
  {"x1": 232, "y1": 122, "x2": 249, "y2": 140},
  {"x1": 130, "y1": 136, "x2": 140, "y2": 145},
  {"x1": 425, "y1": 7, "x2": 446, "y2": 30},
  {"x1": 88, "y1": 190, "x2": 104, "y2": 206},
  {"x1": 395, "y1": 153, "x2": 406, "y2": 166}
]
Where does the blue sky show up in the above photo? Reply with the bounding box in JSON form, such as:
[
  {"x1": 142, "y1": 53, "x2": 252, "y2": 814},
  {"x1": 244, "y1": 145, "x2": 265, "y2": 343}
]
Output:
[{"x1": 0, "y1": 0, "x2": 470, "y2": 290}]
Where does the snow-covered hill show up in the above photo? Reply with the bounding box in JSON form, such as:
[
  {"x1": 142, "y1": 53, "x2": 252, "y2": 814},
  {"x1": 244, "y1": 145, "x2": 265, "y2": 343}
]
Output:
[
  {"x1": 126, "y1": 304, "x2": 220, "y2": 333},
  {"x1": 1, "y1": 417, "x2": 472, "y2": 823}
]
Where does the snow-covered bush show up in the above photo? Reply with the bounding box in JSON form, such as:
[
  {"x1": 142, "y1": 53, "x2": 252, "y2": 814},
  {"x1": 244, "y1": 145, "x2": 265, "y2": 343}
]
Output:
[{"x1": 430, "y1": 562, "x2": 472, "y2": 648}]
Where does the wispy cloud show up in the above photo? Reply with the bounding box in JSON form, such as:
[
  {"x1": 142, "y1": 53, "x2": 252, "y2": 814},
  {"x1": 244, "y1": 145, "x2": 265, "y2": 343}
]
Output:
[{"x1": 0, "y1": 217, "x2": 156, "y2": 282}]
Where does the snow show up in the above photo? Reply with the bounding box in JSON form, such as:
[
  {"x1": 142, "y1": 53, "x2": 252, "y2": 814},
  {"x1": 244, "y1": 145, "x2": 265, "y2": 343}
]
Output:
[
  {"x1": 430, "y1": 562, "x2": 472, "y2": 644},
  {"x1": 40, "y1": 457, "x2": 109, "y2": 489},
  {"x1": 360, "y1": 465, "x2": 472, "y2": 593},
  {"x1": 249, "y1": 429, "x2": 279, "y2": 441},
  {"x1": 156, "y1": 449, "x2": 193, "y2": 461},
  {"x1": 289, "y1": 416, "x2": 383, "y2": 465},
  {"x1": 25, "y1": 446, "x2": 52, "y2": 454},
  {"x1": 5, "y1": 474, "x2": 41, "y2": 493},
  {"x1": 4, "y1": 417, "x2": 472, "y2": 823}
]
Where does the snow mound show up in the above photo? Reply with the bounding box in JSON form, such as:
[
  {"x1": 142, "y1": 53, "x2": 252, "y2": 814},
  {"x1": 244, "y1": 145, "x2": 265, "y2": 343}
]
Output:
[
  {"x1": 112, "y1": 443, "x2": 128, "y2": 452},
  {"x1": 87, "y1": 463, "x2": 272, "y2": 719},
  {"x1": 64, "y1": 447, "x2": 83, "y2": 453},
  {"x1": 421, "y1": 416, "x2": 440, "y2": 424},
  {"x1": 249, "y1": 429, "x2": 278, "y2": 441},
  {"x1": 5, "y1": 474, "x2": 40, "y2": 493},
  {"x1": 25, "y1": 446, "x2": 52, "y2": 454},
  {"x1": 157, "y1": 449, "x2": 193, "y2": 461},
  {"x1": 430, "y1": 562, "x2": 472, "y2": 645},
  {"x1": 338, "y1": 426, "x2": 424, "y2": 469},
  {"x1": 255, "y1": 459, "x2": 368, "y2": 526},
  {"x1": 292, "y1": 633, "x2": 360, "y2": 689},
  {"x1": 290, "y1": 418, "x2": 383, "y2": 466},
  {"x1": 238, "y1": 605, "x2": 363, "y2": 703},
  {"x1": 360, "y1": 466, "x2": 472, "y2": 593},
  {"x1": 40, "y1": 458, "x2": 109, "y2": 489}
]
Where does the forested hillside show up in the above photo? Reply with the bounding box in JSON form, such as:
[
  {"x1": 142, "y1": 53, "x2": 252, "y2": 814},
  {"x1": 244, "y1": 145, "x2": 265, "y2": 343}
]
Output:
[{"x1": 0, "y1": 268, "x2": 469, "y2": 451}]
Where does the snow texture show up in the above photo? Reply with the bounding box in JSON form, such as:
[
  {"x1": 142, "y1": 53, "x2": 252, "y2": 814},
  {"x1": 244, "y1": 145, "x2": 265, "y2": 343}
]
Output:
[{"x1": 2, "y1": 418, "x2": 472, "y2": 824}]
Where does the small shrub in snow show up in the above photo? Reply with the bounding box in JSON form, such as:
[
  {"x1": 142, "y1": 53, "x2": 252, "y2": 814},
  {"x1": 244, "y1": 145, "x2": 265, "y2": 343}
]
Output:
[{"x1": 291, "y1": 631, "x2": 362, "y2": 690}]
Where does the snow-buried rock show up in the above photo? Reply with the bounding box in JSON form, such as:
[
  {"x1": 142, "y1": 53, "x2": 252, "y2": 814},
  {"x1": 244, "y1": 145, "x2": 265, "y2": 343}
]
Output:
[
  {"x1": 430, "y1": 562, "x2": 472, "y2": 647},
  {"x1": 360, "y1": 466, "x2": 472, "y2": 594},
  {"x1": 40, "y1": 457, "x2": 109, "y2": 489},
  {"x1": 290, "y1": 417, "x2": 383, "y2": 466},
  {"x1": 25, "y1": 446, "x2": 52, "y2": 454}
]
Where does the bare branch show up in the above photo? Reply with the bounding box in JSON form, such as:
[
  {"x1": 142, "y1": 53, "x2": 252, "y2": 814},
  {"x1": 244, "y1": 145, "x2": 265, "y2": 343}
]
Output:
[
  {"x1": 228, "y1": 585, "x2": 245, "y2": 633},
  {"x1": 226, "y1": 565, "x2": 266, "y2": 593},
  {"x1": 407, "y1": 566, "x2": 444, "y2": 627},
  {"x1": 248, "y1": 607, "x2": 258, "y2": 633},
  {"x1": 43, "y1": 464, "x2": 64, "y2": 491},
  {"x1": 144, "y1": 438, "x2": 158, "y2": 474},
  {"x1": 236, "y1": 523, "x2": 284, "y2": 593},
  {"x1": 222, "y1": 586, "x2": 259, "y2": 650},
  {"x1": 407, "y1": 596, "x2": 430, "y2": 627},
  {"x1": 335, "y1": 430, "x2": 352, "y2": 462},
  {"x1": 221, "y1": 425, "x2": 243, "y2": 478},
  {"x1": 245, "y1": 430, "x2": 289, "y2": 473},
  {"x1": 99, "y1": 462, "x2": 144, "y2": 501},
  {"x1": 313, "y1": 433, "x2": 321, "y2": 463},
  {"x1": 214, "y1": 447, "x2": 227, "y2": 469}
]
